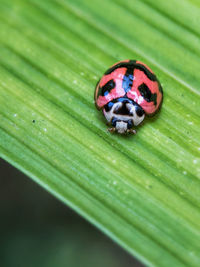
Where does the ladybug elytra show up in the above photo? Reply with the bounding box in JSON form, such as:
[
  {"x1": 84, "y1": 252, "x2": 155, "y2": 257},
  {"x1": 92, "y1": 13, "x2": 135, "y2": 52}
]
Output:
[{"x1": 95, "y1": 60, "x2": 163, "y2": 134}]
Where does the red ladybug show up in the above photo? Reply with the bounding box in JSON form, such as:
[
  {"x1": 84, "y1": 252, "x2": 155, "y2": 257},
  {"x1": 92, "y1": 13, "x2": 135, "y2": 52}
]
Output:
[{"x1": 95, "y1": 60, "x2": 163, "y2": 134}]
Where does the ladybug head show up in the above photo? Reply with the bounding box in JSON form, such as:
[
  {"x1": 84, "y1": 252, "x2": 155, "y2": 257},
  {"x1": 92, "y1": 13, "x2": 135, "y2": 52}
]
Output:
[{"x1": 103, "y1": 98, "x2": 145, "y2": 134}]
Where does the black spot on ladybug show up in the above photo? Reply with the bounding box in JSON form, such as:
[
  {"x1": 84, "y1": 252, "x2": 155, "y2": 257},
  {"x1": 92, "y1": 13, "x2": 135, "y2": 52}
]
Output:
[
  {"x1": 104, "y1": 101, "x2": 114, "y2": 112},
  {"x1": 138, "y1": 83, "x2": 157, "y2": 106},
  {"x1": 111, "y1": 117, "x2": 118, "y2": 127},
  {"x1": 98, "y1": 79, "x2": 115, "y2": 97},
  {"x1": 127, "y1": 119, "x2": 133, "y2": 129},
  {"x1": 114, "y1": 101, "x2": 133, "y2": 116},
  {"x1": 135, "y1": 105, "x2": 145, "y2": 117}
]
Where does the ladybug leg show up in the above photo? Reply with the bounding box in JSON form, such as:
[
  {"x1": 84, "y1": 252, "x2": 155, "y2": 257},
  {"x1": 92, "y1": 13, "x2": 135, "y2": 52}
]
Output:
[
  {"x1": 127, "y1": 129, "x2": 136, "y2": 134},
  {"x1": 108, "y1": 127, "x2": 116, "y2": 133}
]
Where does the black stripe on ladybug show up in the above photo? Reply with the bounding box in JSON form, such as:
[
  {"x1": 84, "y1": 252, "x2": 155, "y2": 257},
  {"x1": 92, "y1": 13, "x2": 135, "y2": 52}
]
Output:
[
  {"x1": 122, "y1": 65, "x2": 134, "y2": 93},
  {"x1": 97, "y1": 79, "x2": 116, "y2": 98},
  {"x1": 158, "y1": 81, "x2": 163, "y2": 94},
  {"x1": 104, "y1": 60, "x2": 157, "y2": 82},
  {"x1": 138, "y1": 83, "x2": 157, "y2": 106}
]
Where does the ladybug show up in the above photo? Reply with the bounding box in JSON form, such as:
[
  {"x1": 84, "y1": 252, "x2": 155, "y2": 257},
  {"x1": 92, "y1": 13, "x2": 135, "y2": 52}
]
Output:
[{"x1": 95, "y1": 60, "x2": 163, "y2": 134}]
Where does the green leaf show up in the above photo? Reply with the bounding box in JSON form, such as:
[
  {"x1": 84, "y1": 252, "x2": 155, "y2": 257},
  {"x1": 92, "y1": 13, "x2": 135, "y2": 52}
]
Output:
[{"x1": 0, "y1": 0, "x2": 200, "y2": 266}]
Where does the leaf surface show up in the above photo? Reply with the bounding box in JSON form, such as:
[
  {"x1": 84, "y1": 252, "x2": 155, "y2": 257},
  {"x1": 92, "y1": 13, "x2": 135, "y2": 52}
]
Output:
[{"x1": 0, "y1": 0, "x2": 200, "y2": 266}]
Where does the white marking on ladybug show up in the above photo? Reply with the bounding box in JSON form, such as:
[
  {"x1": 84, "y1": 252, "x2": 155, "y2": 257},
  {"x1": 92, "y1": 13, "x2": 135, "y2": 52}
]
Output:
[
  {"x1": 103, "y1": 102, "x2": 145, "y2": 134},
  {"x1": 116, "y1": 121, "x2": 127, "y2": 134}
]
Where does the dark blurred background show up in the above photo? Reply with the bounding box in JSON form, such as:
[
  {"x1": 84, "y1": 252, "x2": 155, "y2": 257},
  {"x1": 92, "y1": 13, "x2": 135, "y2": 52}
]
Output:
[{"x1": 0, "y1": 158, "x2": 144, "y2": 267}]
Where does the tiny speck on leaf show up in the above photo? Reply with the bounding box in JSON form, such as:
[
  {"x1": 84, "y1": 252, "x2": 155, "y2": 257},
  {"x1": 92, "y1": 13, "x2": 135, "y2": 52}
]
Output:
[{"x1": 32, "y1": 120, "x2": 35, "y2": 123}]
